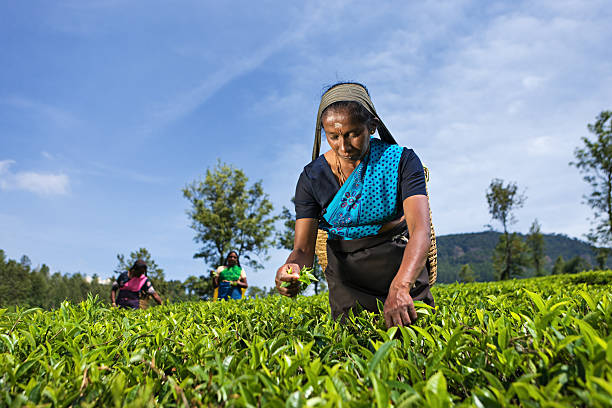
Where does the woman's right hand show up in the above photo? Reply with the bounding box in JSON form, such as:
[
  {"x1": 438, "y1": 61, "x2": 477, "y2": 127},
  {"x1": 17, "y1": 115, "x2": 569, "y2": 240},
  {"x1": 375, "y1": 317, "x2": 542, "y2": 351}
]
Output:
[{"x1": 275, "y1": 263, "x2": 301, "y2": 297}]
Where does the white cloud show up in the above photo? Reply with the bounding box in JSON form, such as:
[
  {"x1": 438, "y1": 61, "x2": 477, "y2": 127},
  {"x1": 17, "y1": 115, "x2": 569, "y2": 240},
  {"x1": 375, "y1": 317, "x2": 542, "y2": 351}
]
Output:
[
  {"x1": 0, "y1": 160, "x2": 70, "y2": 195},
  {"x1": 522, "y1": 75, "x2": 546, "y2": 90},
  {"x1": 0, "y1": 160, "x2": 15, "y2": 174},
  {"x1": 255, "y1": 0, "x2": 610, "y2": 240},
  {"x1": 526, "y1": 136, "x2": 561, "y2": 156}
]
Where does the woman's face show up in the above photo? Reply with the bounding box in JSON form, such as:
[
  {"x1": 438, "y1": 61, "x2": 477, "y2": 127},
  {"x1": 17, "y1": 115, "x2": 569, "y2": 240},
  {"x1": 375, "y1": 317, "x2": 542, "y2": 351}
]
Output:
[
  {"x1": 322, "y1": 108, "x2": 373, "y2": 162},
  {"x1": 227, "y1": 252, "x2": 238, "y2": 266}
]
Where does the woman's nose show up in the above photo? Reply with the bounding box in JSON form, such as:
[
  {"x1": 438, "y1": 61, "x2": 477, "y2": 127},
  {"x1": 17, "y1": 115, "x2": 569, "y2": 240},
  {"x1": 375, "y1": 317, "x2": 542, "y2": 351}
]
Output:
[{"x1": 338, "y1": 137, "x2": 349, "y2": 153}]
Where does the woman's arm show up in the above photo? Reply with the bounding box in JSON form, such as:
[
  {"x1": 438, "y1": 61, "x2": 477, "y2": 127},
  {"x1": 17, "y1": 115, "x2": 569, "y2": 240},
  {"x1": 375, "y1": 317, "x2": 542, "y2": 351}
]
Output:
[
  {"x1": 235, "y1": 275, "x2": 248, "y2": 289},
  {"x1": 275, "y1": 218, "x2": 319, "y2": 297},
  {"x1": 384, "y1": 195, "x2": 431, "y2": 328},
  {"x1": 110, "y1": 288, "x2": 117, "y2": 306},
  {"x1": 152, "y1": 292, "x2": 163, "y2": 305},
  {"x1": 234, "y1": 269, "x2": 248, "y2": 289}
]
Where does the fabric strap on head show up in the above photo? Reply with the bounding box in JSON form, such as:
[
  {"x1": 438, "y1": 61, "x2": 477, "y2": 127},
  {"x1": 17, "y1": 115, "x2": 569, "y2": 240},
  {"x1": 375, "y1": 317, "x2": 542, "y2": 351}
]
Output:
[{"x1": 313, "y1": 83, "x2": 397, "y2": 161}]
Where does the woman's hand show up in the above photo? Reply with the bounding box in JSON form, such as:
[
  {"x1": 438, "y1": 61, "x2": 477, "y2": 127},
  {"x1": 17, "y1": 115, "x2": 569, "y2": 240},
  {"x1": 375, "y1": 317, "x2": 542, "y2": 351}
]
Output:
[
  {"x1": 275, "y1": 263, "x2": 301, "y2": 297},
  {"x1": 383, "y1": 284, "x2": 418, "y2": 328},
  {"x1": 382, "y1": 194, "x2": 430, "y2": 328}
]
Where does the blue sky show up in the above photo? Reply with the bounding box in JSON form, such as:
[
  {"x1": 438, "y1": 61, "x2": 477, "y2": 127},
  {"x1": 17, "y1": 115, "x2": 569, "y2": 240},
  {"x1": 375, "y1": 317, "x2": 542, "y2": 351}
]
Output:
[{"x1": 1, "y1": 0, "x2": 611, "y2": 289}]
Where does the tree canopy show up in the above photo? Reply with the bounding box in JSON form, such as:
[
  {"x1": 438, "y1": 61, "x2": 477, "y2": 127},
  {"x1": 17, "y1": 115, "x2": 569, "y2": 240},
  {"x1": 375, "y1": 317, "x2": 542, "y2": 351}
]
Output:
[
  {"x1": 570, "y1": 110, "x2": 612, "y2": 249},
  {"x1": 486, "y1": 179, "x2": 527, "y2": 280},
  {"x1": 526, "y1": 219, "x2": 545, "y2": 276},
  {"x1": 458, "y1": 264, "x2": 476, "y2": 283},
  {"x1": 183, "y1": 161, "x2": 277, "y2": 270},
  {"x1": 486, "y1": 179, "x2": 526, "y2": 235},
  {"x1": 116, "y1": 248, "x2": 165, "y2": 282}
]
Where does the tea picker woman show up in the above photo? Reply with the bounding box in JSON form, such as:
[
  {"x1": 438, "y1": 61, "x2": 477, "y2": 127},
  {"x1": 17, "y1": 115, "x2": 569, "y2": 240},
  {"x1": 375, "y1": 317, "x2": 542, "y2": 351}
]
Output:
[
  {"x1": 111, "y1": 259, "x2": 163, "y2": 309},
  {"x1": 275, "y1": 82, "x2": 436, "y2": 328},
  {"x1": 214, "y1": 251, "x2": 248, "y2": 300}
]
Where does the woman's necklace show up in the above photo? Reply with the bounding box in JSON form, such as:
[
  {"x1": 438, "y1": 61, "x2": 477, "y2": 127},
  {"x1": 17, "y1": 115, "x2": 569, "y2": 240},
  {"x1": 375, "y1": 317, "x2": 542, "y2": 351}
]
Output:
[{"x1": 335, "y1": 153, "x2": 347, "y2": 186}]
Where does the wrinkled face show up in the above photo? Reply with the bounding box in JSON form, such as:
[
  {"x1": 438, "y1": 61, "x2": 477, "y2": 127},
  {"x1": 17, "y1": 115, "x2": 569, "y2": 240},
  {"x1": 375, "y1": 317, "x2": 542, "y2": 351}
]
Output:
[
  {"x1": 322, "y1": 107, "x2": 373, "y2": 162},
  {"x1": 227, "y1": 253, "x2": 238, "y2": 266}
]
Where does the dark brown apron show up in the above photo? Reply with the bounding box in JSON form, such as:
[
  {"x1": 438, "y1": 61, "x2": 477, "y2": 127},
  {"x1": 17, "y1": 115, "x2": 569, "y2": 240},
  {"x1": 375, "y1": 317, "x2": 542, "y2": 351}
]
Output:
[{"x1": 325, "y1": 222, "x2": 434, "y2": 320}]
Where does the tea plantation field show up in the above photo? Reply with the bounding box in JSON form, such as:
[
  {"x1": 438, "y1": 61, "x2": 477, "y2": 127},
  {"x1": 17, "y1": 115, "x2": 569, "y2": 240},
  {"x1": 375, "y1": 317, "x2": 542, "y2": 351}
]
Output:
[{"x1": 1, "y1": 271, "x2": 611, "y2": 407}]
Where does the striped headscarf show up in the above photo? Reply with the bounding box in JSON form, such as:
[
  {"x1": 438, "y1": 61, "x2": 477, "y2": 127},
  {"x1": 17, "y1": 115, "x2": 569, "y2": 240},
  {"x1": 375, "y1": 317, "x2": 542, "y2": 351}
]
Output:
[{"x1": 312, "y1": 83, "x2": 397, "y2": 161}]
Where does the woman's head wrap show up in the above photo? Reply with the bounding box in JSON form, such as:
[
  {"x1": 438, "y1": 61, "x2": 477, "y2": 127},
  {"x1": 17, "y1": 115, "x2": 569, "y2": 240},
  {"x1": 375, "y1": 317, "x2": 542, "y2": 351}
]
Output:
[{"x1": 313, "y1": 83, "x2": 397, "y2": 160}]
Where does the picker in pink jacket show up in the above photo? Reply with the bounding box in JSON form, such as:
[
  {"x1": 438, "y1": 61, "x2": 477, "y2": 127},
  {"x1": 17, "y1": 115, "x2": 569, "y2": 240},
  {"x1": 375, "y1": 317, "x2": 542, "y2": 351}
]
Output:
[{"x1": 111, "y1": 259, "x2": 163, "y2": 309}]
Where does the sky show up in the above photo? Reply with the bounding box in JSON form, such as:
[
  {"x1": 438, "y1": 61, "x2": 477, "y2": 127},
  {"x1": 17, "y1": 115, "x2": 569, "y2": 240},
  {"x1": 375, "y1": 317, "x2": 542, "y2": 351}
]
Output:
[{"x1": 1, "y1": 0, "x2": 611, "y2": 289}]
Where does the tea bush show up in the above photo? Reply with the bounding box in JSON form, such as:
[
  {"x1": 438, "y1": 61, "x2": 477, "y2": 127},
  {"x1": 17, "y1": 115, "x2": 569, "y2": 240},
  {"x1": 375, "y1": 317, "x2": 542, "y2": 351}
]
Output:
[{"x1": 1, "y1": 271, "x2": 611, "y2": 407}]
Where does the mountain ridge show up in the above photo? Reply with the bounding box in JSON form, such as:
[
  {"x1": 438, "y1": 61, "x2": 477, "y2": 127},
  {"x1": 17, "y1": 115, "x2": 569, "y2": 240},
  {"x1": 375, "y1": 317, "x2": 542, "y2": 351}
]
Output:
[{"x1": 435, "y1": 231, "x2": 599, "y2": 282}]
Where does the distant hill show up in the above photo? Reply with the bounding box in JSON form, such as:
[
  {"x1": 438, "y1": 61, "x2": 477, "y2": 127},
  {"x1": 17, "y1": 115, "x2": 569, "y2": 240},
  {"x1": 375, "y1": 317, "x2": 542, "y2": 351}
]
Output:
[{"x1": 435, "y1": 231, "x2": 599, "y2": 283}]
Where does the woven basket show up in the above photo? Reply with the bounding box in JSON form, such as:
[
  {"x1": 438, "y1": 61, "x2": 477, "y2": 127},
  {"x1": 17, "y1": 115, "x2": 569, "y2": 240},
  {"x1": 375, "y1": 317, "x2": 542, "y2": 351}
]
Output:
[{"x1": 314, "y1": 166, "x2": 437, "y2": 287}]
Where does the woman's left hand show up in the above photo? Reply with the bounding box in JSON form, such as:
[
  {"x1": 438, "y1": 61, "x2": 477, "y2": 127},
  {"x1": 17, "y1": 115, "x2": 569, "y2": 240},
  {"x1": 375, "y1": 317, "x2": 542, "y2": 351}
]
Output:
[{"x1": 383, "y1": 285, "x2": 417, "y2": 328}]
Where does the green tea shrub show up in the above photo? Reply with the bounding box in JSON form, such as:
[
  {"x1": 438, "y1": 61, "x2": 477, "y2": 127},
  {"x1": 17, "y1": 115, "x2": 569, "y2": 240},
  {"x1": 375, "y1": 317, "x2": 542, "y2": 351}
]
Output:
[{"x1": 1, "y1": 271, "x2": 611, "y2": 407}]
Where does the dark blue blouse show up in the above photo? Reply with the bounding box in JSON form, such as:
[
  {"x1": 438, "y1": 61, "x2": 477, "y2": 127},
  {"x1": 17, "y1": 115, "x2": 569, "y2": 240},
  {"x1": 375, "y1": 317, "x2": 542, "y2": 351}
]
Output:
[{"x1": 295, "y1": 147, "x2": 427, "y2": 222}]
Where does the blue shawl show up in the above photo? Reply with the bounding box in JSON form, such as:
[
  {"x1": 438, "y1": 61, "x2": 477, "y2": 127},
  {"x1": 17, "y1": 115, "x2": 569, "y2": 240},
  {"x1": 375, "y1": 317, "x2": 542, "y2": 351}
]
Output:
[{"x1": 323, "y1": 138, "x2": 403, "y2": 240}]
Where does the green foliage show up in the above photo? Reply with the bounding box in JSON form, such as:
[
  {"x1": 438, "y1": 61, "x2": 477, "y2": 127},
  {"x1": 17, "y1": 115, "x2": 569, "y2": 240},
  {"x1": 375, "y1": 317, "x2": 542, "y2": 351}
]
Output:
[
  {"x1": 595, "y1": 247, "x2": 610, "y2": 269},
  {"x1": 493, "y1": 233, "x2": 530, "y2": 280},
  {"x1": 183, "y1": 160, "x2": 277, "y2": 271},
  {"x1": 563, "y1": 255, "x2": 591, "y2": 275},
  {"x1": 276, "y1": 203, "x2": 296, "y2": 253},
  {"x1": 116, "y1": 248, "x2": 164, "y2": 282},
  {"x1": 245, "y1": 285, "x2": 277, "y2": 299},
  {"x1": 0, "y1": 249, "x2": 110, "y2": 309},
  {"x1": 280, "y1": 266, "x2": 319, "y2": 291},
  {"x1": 570, "y1": 110, "x2": 612, "y2": 247},
  {"x1": 0, "y1": 271, "x2": 610, "y2": 406},
  {"x1": 458, "y1": 264, "x2": 476, "y2": 283},
  {"x1": 552, "y1": 255, "x2": 565, "y2": 275},
  {"x1": 436, "y1": 231, "x2": 605, "y2": 283},
  {"x1": 296, "y1": 267, "x2": 318, "y2": 290},
  {"x1": 526, "y1": 219, "x2": 546, "y2": 276},
  {"x1": 183, "y1": 275, "x2": 214, "y2": 300},
  {"x1": 486, "y1": 179, "x2": 528, "y2": 281},
  {"x1": 486, "y1": 179, "x2": 526, "y2": 235},
  {"x1": 0, "y1": 250, "x2": 201, "y2": 309}
]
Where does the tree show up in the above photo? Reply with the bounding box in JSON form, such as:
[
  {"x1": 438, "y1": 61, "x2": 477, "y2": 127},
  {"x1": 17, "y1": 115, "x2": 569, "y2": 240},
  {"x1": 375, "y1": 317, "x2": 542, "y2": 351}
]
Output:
[
  {"x1": 486, "y1": 179, "x2": 527, "y2": 280},
  {"x1": 458, "y1": 264, "x2": 476, "y2": 283},
  {"x1": 184, "y1": 275, "x2": 214, "y2": 299},
  {"x1": 183, "y1": 161, "x2": 277, "y2": 271},
  {"x1": 526, "y1": 219, "x2": 546, "y2": 276},
  {"x1": 246, "y1": 285, "x2": 277, "y2": 299},
  {"x1": 0, "y1": 250, "x2": 113, "y2": 309},
  {"x1": 552, "y1": 255, "x2": 565, "y2": 275},
  {"x1": 570, "y1": 111, "x2": 612, "y2": 248},
  {"x1": 594, "y1": 247, "x2": 610, "y2": 270},
  {"x1": 492, "y1": 233, "x2": 530, "y2": 280},
  {"x1": 276, "y1": 198, "x2": 326, "y2": 295},
  {"x1": 563, "y1": 256, "x2": 590, "y2": 275},
  {"x1": 20, "y1": 255, "x2": 32, "y2": 269},
  {"x1": 116, "y1": 248, "x2": 164, "y2": 280}
]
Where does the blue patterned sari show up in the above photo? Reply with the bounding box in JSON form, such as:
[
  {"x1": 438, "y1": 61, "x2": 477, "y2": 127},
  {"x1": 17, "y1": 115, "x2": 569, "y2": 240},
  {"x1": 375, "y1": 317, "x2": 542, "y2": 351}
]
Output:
[{"x1": 323, "y1": 138, "x2": 404, "y2": 240}]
